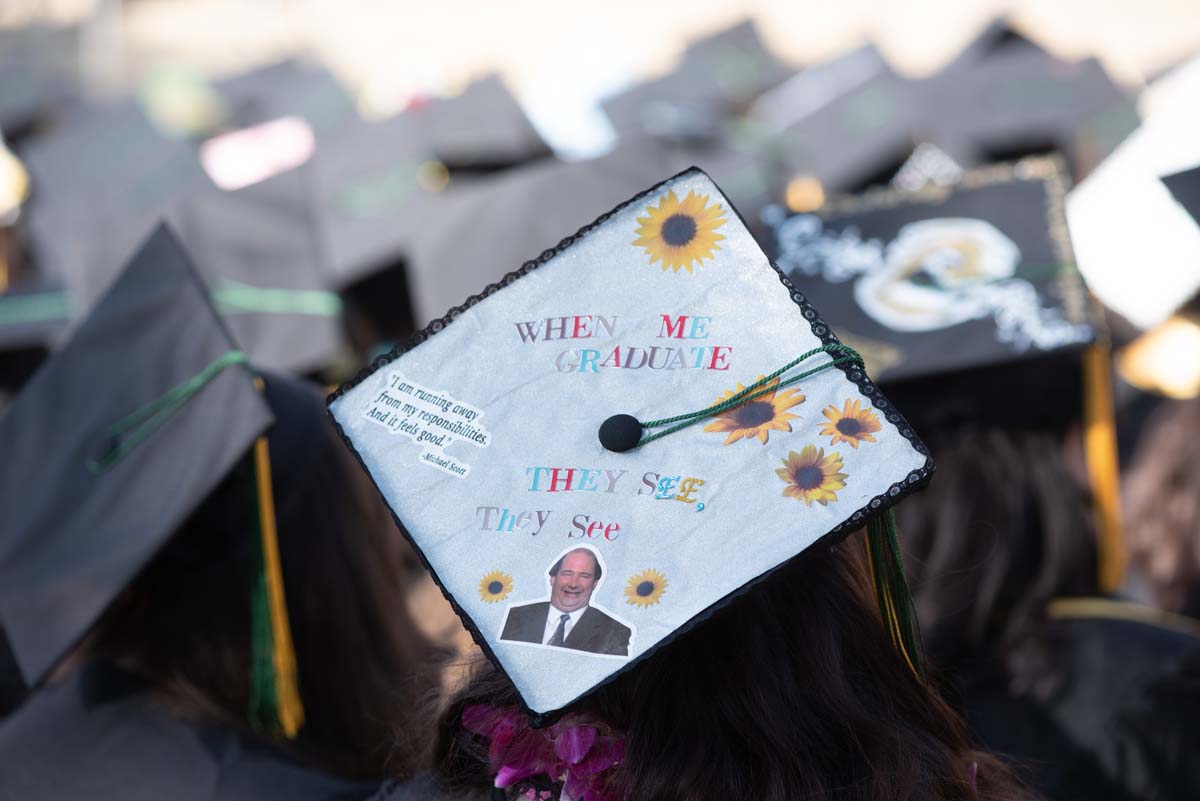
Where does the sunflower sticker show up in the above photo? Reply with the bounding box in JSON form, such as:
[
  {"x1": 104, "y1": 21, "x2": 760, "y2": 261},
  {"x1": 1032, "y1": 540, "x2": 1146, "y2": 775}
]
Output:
[
  {"x1": 624, "y1": 569, "x2": 668, "y2": 608},
  {"x1": 478, "y1": 570, "x2": 514, "y2": 604},
  {"x1": 776, "y1": 445, "x2": 848, "y2": 506},
  {"x1": 632, "y1": 190, "x2": 727, "y2": 273},
  {"x1": 703, "y1": 375, "x2": 805, "y2": 445},
  {"x1": 818, "y1": 400, "x2": 882, "y2": 448}
]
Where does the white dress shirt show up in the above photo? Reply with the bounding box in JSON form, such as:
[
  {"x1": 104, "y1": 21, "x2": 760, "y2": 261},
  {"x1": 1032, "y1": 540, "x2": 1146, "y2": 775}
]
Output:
[{"x1": 543, "y1": 604, "x2": 587, "y2": 644}]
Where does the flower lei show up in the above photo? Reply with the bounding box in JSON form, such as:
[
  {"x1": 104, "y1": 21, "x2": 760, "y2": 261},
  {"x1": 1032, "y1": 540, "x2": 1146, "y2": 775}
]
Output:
[{"x1": 461, "y1": 705, "x2": 624, "y2": 801}]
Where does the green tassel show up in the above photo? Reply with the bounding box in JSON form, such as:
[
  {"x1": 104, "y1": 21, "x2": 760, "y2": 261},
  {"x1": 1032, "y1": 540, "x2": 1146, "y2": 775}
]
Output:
[
  {"x1": 866, "y1": 508, "x2": 924, "y2": 680},
  {"x1": 249, "y1": 477, "x2": 280, "y2": 734}
]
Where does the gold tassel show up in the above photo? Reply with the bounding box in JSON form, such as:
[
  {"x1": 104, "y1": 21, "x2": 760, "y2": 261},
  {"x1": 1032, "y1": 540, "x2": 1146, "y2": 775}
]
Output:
[
  {"x1": 1082, "y1": 343, "x2": 1126, "y2": 593},
  {"x1": 252, "y1": 378, "x2": 305, "y2": 737}
]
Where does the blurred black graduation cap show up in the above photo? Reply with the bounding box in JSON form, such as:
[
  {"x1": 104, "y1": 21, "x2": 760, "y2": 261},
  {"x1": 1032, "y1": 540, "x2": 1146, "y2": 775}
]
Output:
[
  {"x1": 313, "y1": 76, "x2": 547, "y2": 294},
  {"x1": 399, "y1": 136, "x2": 766, "y2": 325},
  {"x1": 214, "y1": 59, "x2": 357, "y2": 139},
  {"x1": 761, "y1": 51, "x2": 925, "y2": 198},
  {"x1": 938, "y1": 16, "x2": 1048, "y2": 73},
  {"x1": 1162, "y1": 164, "x2": 1200, "y2": 225},
  {"x1": 0, "y1": 225, "x2": 274, "y2": 691},
  {"x1": 602, "y1": 20, "x2": 791, "y2": 140},
  {"x1": 919, "y1": 49, "x2": 1138, "y2": 182},
  {"x1": 0, "y1": 273, "x2": 70, "y2": 394},
  {"x1": 20, "y1": 145, "x2": 345, "y2": 375},
  {"x1": 0, "y1": 25, "x2": 79, "y2": 141}
]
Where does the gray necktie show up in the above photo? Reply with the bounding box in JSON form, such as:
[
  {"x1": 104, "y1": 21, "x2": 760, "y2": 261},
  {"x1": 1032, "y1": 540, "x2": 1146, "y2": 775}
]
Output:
[{"x1": 547, "y1": 613, "x2": 570, "y2": 646}]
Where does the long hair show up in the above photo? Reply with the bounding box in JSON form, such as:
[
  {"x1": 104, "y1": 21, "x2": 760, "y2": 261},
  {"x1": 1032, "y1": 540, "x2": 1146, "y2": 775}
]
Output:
[
  {"x1": 83, "y1": 375, "x2": 443, "y2": 780},
  {"x1": 433, "y1": 531, "x2": 1031, "y2": 801},
  {"x1": 1124, "y1": 396, "x2": 1200, "y2": 617},
  {"x1": 895, "y1": 425, "x2": 1098, "y2": 696}
]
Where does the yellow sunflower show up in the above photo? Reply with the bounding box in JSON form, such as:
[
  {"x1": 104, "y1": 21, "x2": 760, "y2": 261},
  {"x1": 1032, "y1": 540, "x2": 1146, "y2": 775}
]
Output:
[
  {"x1": 776, "y1": 445, "x2": 848, "y2": 506},
  {"x1": 624, "y1": 569, "x2": 668, "y2": 607},
  {"x1": 632, "y1": 189, "x2": 727, "y2": 273},
  {"x1": 703, "y1": 375, "x2": 806, "y2": 445},
  {"x1": 818, "y1": 399, "x2": 883, "y2": 448},
  {"x1": 478, "y1": 570, "x2": 514, "y2": 604}
]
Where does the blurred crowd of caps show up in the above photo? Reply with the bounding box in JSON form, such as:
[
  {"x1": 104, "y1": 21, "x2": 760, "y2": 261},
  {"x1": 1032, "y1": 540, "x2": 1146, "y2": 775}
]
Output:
[{"x1": 1, "y1": 17, "x2": 1199, "y2": 406}]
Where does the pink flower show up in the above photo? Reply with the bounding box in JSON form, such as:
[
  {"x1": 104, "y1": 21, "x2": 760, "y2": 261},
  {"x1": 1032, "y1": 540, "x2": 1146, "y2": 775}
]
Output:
[{"x1": 461, "y1": 706, "x2": 623, "y2": 801}]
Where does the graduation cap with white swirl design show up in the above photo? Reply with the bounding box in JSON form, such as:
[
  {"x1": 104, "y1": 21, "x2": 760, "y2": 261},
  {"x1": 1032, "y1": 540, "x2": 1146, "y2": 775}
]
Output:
[{"x1": 328, "y1": 167, "x2": 932, "y2": 721}]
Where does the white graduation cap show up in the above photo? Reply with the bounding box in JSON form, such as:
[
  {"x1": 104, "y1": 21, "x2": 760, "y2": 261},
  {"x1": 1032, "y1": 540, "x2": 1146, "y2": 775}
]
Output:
[{"x1": 328, "y1": 168, "x2": 932, "y2": 721}]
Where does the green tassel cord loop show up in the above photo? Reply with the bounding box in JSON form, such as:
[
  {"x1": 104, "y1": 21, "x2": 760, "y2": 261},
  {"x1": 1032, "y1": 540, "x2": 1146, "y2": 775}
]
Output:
[
  {"x1": 87, "y1": 350, "x2": 250, "y2": 473},
  {"x1": 638, "y1": 343, "x2": 864, "y2": 447}
]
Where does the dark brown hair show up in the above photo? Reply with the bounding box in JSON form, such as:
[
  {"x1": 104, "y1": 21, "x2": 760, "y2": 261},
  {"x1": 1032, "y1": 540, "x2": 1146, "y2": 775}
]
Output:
[
  {"x1": 1124, "y1": 396, "x2": 1200, "y2": 616},
  {"x1": 895, "y1": 425, "x2": 1097, "y2": 696},
  {"x1": 433, "y1": 530, "x2": 1032, "y2": 801},
  {"x1": 84, "y1": 376, "x2": 443, "y2": 780}
]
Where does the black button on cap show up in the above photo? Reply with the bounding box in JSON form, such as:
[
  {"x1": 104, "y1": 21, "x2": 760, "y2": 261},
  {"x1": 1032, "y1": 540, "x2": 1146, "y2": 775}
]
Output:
[{"x1": 599, "y1": 414, "x2": 642, "y2": 453}]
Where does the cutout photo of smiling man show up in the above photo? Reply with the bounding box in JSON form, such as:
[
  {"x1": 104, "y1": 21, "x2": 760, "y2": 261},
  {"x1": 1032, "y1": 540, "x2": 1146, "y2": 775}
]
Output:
[{"x1": 500, "y1": 547, "x2": 632, "y2": 657}]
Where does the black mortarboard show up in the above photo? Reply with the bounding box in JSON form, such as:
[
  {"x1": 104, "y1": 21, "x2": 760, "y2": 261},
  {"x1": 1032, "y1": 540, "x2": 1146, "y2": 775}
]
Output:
[
  {"x1": 214, "y1": 60, "x2": 357, "y2": 140},
  {"x1": 0, "y1": 273, "x2": 70, "y2": 393},
  {"x1": 21, "y1": 158, "x2": 345, "y2": 375},
  {"x1": 168, "y1": 167, "x2": 347, "y2": 374},
  {"x1": 938, "y1": 16, "x2": 1048, "y2": 73},
  {"x1": 0, "y1": 225, "x2": 273, "y2": 688},
  {"x1": 330, "y1": 167, "x2": 931, "y2": 720},
  {"x1": 920, "y1": 50, "x2": 1138, "y2": 181},
  {"x1": 399, "y1": 137, "x2": 758, "y2": 326},
  {"x1": 756, "y1": 53, "x2": 926, "y2": 197},
  {"x1": 1162, "y1": 164, "x2": 1200, "y2": 226},
  {"x1": 17, "y1": 98, "x2": 207, "y2": 280},
  {"x1": 313, "y1": 76, "x2": 547, "y2": 291},
  {"x1": 0, "y1": 25, "x2": 78, "y2": 140},
  {"x1": 602, "y1": 21, "x2": 790, "y2": 140}
]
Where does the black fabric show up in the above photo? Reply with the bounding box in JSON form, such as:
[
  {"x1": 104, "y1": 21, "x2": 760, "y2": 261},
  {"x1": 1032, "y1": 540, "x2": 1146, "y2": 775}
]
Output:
[
  {"x1": 0, "y1": 662, "x2": 374, "y2": 801},
  {"x1": 312, "y1": 75, "x2": 547, "y2": 290},
  {"x1": 962, "y1": 610, "x2": 1200, "y2": 801},
  {"x1": 1162, "y1": 164, "x2": 1200, "y2": 227},
  {"x1": 0, "y1": 25, "x2": 78, "y2": 140},
  {"x1": 602, "y1": 20, "x2": 791, "y2": 140},
  {"x1": 0, "y1": 226, "x2": 273, "y2": 686}
]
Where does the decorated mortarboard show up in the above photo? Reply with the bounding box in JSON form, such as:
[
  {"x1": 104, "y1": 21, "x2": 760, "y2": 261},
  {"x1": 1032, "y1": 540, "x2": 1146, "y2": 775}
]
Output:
[
  {"x1": 766, "y1": 157, "x2": 1094, "y2": 386},
  {"x1": 764, "y1": 156, "x2": 1126, "y2": 591},
  {"x1": 313, "y1": 76, "x2": 547, "y2": 291},
  {"x1": 328, "y1": 167, "x2": 932, "y2": 720}
]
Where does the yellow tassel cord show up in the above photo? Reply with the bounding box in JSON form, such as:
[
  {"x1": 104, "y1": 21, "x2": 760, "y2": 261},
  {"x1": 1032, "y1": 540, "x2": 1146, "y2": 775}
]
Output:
[
  {"x1": 0, "y1": 246, "x2": 8, "y2": 294},
  {"x1": 251, "y1": 378, "x2": 305, "y2": 738},
  {"x1": 1082, "y1": 344, "x2": 1126, "y2": 593}
]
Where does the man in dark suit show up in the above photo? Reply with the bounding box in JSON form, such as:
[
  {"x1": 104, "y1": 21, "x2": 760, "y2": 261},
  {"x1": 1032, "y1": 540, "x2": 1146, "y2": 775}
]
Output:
[{"x1": 500, "y1": 548, "x2": 631, "y2": 657}]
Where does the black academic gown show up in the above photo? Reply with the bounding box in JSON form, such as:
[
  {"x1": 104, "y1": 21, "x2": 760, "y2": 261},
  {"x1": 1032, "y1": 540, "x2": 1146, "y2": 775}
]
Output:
[
  {"x1": 0, "y1": 662, "x2": 375, "y2": 801},
  {"x1": 962, "y1": 603, "x2": 1200, "y2": 801}
]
